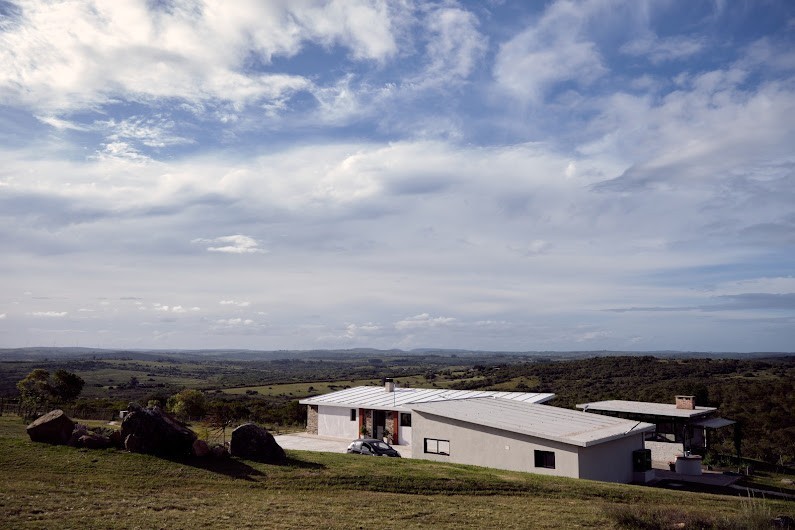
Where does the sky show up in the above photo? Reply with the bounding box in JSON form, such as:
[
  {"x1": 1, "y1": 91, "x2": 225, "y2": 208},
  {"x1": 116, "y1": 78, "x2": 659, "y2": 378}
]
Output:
[{"x1": 1, "y1": 0, "x2": 794, "y2": 353}]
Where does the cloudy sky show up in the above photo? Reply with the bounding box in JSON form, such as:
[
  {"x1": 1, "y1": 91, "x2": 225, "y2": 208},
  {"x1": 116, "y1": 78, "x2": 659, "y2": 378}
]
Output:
[{"x1": 1, "y1": 0, "x2": 794, "y2": 352}]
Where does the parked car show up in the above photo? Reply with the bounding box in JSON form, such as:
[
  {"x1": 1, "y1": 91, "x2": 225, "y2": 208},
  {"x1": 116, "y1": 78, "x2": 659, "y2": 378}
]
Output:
[{"x1": 346, "y1": 438, "x2": 401, "y2": 457}]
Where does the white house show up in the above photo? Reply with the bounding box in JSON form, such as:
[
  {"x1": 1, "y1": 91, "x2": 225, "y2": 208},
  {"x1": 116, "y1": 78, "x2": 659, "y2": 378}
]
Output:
[
  {"x1": 410, "y1": 397, "x2": 655, "y2": 483},
  {"x1": 299, "y1": 382, "x2": 554, "y2": 446}
]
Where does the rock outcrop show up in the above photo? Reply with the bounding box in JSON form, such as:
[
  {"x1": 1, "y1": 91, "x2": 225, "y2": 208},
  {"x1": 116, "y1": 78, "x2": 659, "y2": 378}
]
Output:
[
  {"x1": 26, "y1": 409, "x2": 75, "y2": 445},
  {"x1": 229, "y1": 423, "x2": 286, "y2": 463},
  {"x1": 120, "y1": 402, "x2": 197, "y2": 456}
]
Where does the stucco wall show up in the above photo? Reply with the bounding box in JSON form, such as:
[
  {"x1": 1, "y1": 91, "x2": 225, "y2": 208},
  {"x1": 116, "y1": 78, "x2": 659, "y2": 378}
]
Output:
[
  {"x1": 317, "y1": 405, "x2": 359, "y2": 439},
  {"x1": 577, "y1": 434, "x2": 644, "y2": 483},
  {"x1": 411, "y1": 411, "x2": 581, "y2": 479},
  {"x1": 646, "y1": 441, "x2": 684, "y2": 464}
]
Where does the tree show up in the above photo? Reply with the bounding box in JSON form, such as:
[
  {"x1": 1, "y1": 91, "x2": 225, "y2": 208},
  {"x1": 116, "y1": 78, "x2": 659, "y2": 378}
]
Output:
[
  {"x1": 17, "y1": 369, "x2": 85, "y2": 417},
  {"x1": 51, "y1": 370, "x2": 85, "y2": 402},
  {"x1": 167, "y1": 389, "x2": 207, "y2": 421}
]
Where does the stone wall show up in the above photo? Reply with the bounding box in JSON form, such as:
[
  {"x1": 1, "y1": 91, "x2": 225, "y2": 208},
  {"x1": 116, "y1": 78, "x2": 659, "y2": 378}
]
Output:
[{"x1": 306, "y1": 405, "x2": 318, "y2": 434}]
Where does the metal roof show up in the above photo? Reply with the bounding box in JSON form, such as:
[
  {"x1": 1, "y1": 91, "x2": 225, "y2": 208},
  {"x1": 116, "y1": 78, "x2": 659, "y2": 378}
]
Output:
[
  {"x1": 575, "y1": 400, "x2": 716, "y2": 419},
  {"x1": 299, "y1": 386, "x2": 555, "y2": 412},
  {"x1": 410, "y1": 397, "x2": 655, "y2": 447}
]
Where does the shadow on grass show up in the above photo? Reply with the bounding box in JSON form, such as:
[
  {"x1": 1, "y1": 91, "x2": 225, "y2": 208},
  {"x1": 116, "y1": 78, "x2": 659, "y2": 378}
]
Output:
[
  {"x1": 160, "y1": 454, "x2": 325, "y2": 480},
  {"x1": 163, "y1": 455, "x2": 265, "y2": 481}
]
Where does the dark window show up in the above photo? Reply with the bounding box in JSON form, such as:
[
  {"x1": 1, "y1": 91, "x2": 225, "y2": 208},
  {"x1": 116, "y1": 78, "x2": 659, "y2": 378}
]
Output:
[
  {"x1": 400, "y1": 413, "x2": 412, "y2": 427},
  {"x1": 350, "y1": 409, "x2": 357, "y2": 421},
  {"x1": 534, "y1": 450, "x2": 555, "y2": 469},
  {"x1": 424, "y1": 438, "x2": 450, "y2": 455}
]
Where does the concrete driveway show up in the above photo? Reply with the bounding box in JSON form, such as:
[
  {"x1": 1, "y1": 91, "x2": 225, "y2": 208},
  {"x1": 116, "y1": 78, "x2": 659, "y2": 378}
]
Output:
[{"x1": 274, "y1": 432, "x2": 413, "y2": 458}]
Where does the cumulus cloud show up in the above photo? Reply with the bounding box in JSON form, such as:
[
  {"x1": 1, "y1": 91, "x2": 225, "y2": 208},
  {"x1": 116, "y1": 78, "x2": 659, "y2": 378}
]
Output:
[
  {"x1": 493, "y1": 1, "x2": 607, "y2": 103},
  {"x1": 192, "y1": 235, "x2": 265, "y2": 254},
  {"x1": 220, "y1": 300, "x2": 251, "y2": 307},
  {"x1": 395, "y1": 313, "x2": 456, "y2": 330}
]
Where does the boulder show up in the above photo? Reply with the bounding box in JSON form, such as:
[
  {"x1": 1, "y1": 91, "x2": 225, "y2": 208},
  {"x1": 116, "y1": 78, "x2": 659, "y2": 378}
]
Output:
[
  {"x1": 68, "y1": 424, "x2": 90, "y2": 447},
  {"x1": 108, "y1": 429, "x2": 123, "y2": 449},
  {"x1": 192, "y1": 439, "x2": 210, "y2": 457},
  {"x1": 120, "y1": 403, "x2": 197, "y2": 456},
  {"x1": 229, "y1": 423, "x2": 286, "y2": 463},
  {"x1": 26, "y1": 409, "x2": 75, "y2": 445},
  {"x1": 78, "y1": 432, "x2": 112, "y2": 450},
  {"x1": 210, "y1": 444, "x2": 228, "y2": 459}
]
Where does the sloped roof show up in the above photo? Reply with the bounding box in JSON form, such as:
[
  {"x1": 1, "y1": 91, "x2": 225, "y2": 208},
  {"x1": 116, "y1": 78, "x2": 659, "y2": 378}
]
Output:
[
  {"x1": 410, "y1": 397, "x2": 655, "y2": 447},
  {"x1": 299, "y1": 386, "x2": 554, "y2": 412},
  {"x1": 575, "y1": 400, "x2": 716, "y2": 419}
]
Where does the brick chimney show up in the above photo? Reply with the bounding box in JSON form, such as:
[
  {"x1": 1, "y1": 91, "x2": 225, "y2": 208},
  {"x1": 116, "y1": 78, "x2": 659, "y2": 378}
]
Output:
[
  {"x1": 384, "y1": 378, "x2": 395, "y2": 393},
  {"x1": 675, "y1": 395, "x2": 695, "y2": 410}
]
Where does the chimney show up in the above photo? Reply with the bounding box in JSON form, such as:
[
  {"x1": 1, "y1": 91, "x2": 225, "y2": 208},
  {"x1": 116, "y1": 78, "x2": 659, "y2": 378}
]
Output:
[
  {"x1": 675, "y1": 395, "x2": 695, "y2": 410},
  {"x1": 384, "y1": 378, "x2": 395, "y2": 393}
]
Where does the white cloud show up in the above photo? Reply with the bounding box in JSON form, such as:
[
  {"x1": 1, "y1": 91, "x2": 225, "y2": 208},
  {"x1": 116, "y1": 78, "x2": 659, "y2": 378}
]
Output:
[
  {"x1": 0, "y1": 1, "x2": 399, "y2": 113},
  {"x1": 0, "y1": 313, "x2": 6, "y2": 319},
  {"x1": 29, "y1": 311, "x2": 68, "y2": 317},
  {"x1": 192, "y1": 235, "x2": 265, "y2": 254},
  {"x1": 395, "y1": 313, "x2": 456, "y2": 330},
  {"x1": 493, "y1": 1, "x2": 607, "y2": 103},
  {"x1": 220, "y1": 300, "x2": 251, "y2": 307},
  {"x1": 420, "y1": 6, "x2": 487, "y2": 84},
  {"x1": 621, "y1": 33, "x2": 706, "y2": 63}
]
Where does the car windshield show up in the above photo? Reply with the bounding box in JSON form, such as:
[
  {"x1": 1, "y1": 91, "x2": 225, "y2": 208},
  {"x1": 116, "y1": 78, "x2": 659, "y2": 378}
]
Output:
[{"x1": 371, "y1": 441, "x2": 391, "y2": 450}]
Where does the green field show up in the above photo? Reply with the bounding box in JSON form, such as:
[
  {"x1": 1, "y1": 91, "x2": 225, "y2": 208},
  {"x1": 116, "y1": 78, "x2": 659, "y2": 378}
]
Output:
[
  {"x1": 221, "y1": 374, "x2": 444, "y2": 398},
  {"x1": 0, "y1": 415, "x2": 792, "y2": 529}
]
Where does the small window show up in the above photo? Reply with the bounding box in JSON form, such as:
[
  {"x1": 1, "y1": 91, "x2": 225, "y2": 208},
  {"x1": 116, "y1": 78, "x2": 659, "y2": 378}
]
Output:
[
  {"x1": 400, "y1": 413, "x2": 412, "y2": 427},
  {"x1": 350, "y1": 409, "x2": 357, "y2": 421},
  {"x1": 534, "y1": 450, "x2": 555, "y2": 469},
  {"x1": 424, "y1": 438, "x2": 450, "y2": 455}
]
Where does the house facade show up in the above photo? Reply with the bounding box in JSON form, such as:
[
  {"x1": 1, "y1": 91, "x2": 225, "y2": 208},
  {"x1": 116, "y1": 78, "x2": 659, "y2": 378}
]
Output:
[
  {"x1": 299, "y1": 381, "x2": 555, "y2": 446},
  {"x1": 410, "y1": 397, "x2": 655, "y2": 483}
]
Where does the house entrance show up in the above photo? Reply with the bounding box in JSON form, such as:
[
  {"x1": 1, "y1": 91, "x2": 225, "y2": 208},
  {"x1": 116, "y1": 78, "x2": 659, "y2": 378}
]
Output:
[{"x1": 373, "y1": 410, "x2": 386, "y2": 439}]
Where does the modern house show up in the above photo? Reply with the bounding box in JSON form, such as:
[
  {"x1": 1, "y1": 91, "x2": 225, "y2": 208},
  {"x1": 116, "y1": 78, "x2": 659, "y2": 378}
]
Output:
[
  {"x1": 300, "y1": 381, "x2": 656, "y2": 483},
  {"x1": 299, "y1": 380, "x2": 554, "y2": 446},
  {"x1": 576, "y1": 395, "x2": 735, "y2": 464},
  {"x1": 410, "y1": 397, "x2": 655, "y2": 483}
]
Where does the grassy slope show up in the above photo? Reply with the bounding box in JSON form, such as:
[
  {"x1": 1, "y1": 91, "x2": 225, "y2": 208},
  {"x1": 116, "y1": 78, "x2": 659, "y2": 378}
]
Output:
[{"x1": 1, "y1": 417, "x2": 792, "y2": 529}]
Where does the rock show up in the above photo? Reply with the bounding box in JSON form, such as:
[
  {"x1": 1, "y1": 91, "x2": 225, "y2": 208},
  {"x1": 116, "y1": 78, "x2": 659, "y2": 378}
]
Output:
[
  {"x1": 68, "y1": 424, "x2": 90, "y2": 447},
  {"x1": 26, "y1": 409, "x2": 75, "y2": 445},
  {"x1": 229, "y1": 423, "x2": 286, "y2": 463},
  {"x1": 120, "y1": 403, "x2": 197, "y2": 456},
  {"x1": 108, "y1": 429, "x2": 123, "y2": 449},
  {"x1": 781, "y1": 478, "x2": 794, "y2": 485},
  {"x1": 772, "y1": 515, "x2": 794, "y2": 528},
  {"x1": 192, "y1": 439, "x2": 210, "y2": 457},
  {"x1": 210, "y1": 444, "x2": 228, "y2": 459},
  {"x1": 78, "y1": 432, "x2": 112, "y2": 449}
]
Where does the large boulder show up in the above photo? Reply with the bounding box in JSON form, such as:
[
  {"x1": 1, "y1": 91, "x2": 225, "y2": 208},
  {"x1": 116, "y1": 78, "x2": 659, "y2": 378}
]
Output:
[
  {"x1": 78, "y1": 432, "x2": 112, "y2": 450},
  {"x1": 120, "y1": 402, "x2": 197, "y2": 456},
  {"x1": 229, "y1": 423, "x2": 286, "y2": 463},
  {"x1": 192, "y1": 439, "x2": 210, "y2": 457},
  {"x1": 26, "y1": 409, "x2": 75, "y2": 445}
]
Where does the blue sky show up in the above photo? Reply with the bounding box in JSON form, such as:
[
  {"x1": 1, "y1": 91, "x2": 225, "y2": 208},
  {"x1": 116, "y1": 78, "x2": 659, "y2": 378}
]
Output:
[{"x1": 1, "y1": 0, "x2": 794, "y2": 352}]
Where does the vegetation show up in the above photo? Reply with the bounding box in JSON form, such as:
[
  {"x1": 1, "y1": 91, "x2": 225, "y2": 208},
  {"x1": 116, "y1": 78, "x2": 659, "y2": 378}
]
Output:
[
  {"x1": 16, "y1": 369, "x2": 85, "y2": 418},
  {"x1": 0, "y1": 416, "x2": 791, "y2": 529}
]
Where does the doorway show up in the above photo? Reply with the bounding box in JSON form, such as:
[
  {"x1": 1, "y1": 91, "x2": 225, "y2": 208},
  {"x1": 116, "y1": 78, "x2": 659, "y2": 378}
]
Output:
[{"x1": 373, "y1": 410, "x2": 386, "y2": 439}]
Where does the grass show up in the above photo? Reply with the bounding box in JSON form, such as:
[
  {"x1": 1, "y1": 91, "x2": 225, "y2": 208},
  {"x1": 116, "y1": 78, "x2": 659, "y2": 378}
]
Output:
[{"x1": 1, "y1": 415, "x2": 793, "y2": 529}]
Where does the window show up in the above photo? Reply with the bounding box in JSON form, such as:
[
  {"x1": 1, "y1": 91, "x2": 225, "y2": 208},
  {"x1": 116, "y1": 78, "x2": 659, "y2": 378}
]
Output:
[
  {"x1": 534, "y1": 450, "x2": 555, "y2": 469},
  {"x1": 424, "y1": 438, "x2": 450, "y2": 455},
  {"x1": 400, "y1": 413, "x2": 412, "y2": 427},
  {"x1": 350, "y1": 409, "x2": 357, "y2": 421}
]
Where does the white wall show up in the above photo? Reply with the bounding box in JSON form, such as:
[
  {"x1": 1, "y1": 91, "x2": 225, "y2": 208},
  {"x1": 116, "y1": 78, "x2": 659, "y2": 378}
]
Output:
[
  {"x1": 577, "y1": 434, "x2": 644, "y2": 483},
  {"x1": 411, "y1": 411, "x2": 581, "y2": 479},
  {"x1": 397, "y1": 425, "x2": 412, "y2": 446},
  {"x1": 317, "y1": 405, "x2": 359, "y2": 439}
]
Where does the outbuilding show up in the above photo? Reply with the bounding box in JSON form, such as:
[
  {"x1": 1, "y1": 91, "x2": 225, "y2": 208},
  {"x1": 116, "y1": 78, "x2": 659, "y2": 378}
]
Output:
[{"x1": 410, "y1": 397, "x2": 655, "y2": 483}]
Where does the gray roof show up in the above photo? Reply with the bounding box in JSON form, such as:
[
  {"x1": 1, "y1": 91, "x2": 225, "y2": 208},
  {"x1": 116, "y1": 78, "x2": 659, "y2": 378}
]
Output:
[
  {"x1": 410, "y1": 397, "x2": 655, "y2": 447},
  {"x1": 299, "y1": 386, "x2": 554, "y2": 412},
  {"x1": 575, "y1": 400, "x2": 716, "y2": 419}
]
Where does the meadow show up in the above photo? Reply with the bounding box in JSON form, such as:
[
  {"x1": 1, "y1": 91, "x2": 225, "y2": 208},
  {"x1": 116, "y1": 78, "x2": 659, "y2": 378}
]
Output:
[{"x1": 0, "y1": 415, "x2": 792, "y2": 529}]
